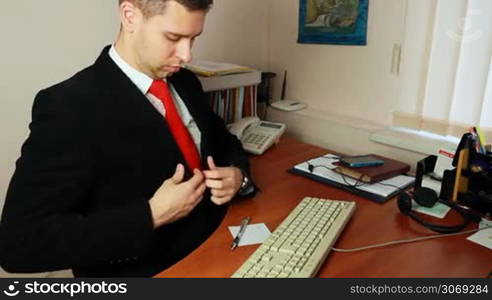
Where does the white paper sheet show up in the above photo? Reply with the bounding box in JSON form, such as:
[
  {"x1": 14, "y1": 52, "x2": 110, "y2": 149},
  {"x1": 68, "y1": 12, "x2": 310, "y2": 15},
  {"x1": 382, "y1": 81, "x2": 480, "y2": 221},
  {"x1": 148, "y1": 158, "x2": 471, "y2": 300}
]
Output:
[
  {"x1": 228, "y1": 223, "x2": 271, "y2": 247},
  {"x1": 467, "y1": 219, "x2": 492, "y2": 250}
]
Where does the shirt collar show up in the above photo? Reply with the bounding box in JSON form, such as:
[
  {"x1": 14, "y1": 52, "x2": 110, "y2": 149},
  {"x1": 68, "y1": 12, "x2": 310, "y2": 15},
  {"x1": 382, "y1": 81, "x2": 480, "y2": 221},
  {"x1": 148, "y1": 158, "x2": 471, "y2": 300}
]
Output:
[
  {"x1": 109, "y1": 45, "x2": 156, "y2": 94},
  {"x1": 108, "y1": 45, "x2": 193, "y2": 126}
]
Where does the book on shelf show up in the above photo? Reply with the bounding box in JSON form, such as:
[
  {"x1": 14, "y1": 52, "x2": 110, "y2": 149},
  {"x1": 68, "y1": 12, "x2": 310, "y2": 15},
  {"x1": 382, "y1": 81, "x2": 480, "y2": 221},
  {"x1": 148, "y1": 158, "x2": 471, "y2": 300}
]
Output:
[
  {"x1": 207, "y1": 85, "x2": 257, "y2": 124},
  {"x1": 332, "y1": 154, "x2": 410, "y2": 183},
  {"x1": 185, "y1": 61, "x2": 253, "y2": 77}
]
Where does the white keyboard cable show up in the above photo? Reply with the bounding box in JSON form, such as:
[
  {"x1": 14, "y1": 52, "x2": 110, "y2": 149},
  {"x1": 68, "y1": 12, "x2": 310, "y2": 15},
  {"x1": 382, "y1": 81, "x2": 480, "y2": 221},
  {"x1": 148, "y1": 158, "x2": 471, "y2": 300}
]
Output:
[{"x1": 332, "y1": 225, "x2": 492, "y2": 253}]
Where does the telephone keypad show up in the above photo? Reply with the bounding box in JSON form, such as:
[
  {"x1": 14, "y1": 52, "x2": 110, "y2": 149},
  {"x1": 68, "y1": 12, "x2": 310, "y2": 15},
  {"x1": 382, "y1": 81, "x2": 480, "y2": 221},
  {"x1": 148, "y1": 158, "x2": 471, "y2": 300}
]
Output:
[{"x1": 245, "y1": 133, "x2": 269, "y2": 148}]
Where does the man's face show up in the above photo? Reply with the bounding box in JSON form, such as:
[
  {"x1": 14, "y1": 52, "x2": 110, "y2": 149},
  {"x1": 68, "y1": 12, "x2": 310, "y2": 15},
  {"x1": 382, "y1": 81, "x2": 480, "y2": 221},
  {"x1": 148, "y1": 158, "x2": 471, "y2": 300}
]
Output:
[{"x1": 131, "y1": 1, "x2": 205, "y2": 79}]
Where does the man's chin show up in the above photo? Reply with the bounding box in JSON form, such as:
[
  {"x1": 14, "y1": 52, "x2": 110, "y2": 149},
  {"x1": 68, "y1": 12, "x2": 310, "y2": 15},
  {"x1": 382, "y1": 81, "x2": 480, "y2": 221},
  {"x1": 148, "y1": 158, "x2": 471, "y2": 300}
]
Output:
[
  {"x1": 152, "y1": 71, "x2": 170, "y2": 79},
  {"x1": 155, "y1": 68, "x2": 179, "y2": 79}
]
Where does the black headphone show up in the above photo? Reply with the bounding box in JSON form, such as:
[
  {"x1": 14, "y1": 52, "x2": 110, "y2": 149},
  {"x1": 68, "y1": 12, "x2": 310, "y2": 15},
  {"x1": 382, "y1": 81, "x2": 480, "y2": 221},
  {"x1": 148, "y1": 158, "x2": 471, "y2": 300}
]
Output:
[{"x1": 397, "y1": 187, "x2": 480, "y2": 234}]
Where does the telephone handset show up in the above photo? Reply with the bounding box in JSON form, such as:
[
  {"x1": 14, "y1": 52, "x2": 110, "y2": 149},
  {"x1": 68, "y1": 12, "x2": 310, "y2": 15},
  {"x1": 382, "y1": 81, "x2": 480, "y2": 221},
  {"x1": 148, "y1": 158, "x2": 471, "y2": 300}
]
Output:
[{"x1": 227, "y1": 116, "x2": 286, "y2": 155}]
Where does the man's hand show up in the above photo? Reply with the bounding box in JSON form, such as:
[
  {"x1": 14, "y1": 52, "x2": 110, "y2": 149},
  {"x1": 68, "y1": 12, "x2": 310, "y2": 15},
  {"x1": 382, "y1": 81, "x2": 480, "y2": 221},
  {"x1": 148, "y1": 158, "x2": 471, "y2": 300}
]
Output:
[
  {"x1": 149, "y1": 164, "x2": 206, "y2": 229},
  {"x1": 203, "y1": 156, "x2": 243, "y2": 205}
]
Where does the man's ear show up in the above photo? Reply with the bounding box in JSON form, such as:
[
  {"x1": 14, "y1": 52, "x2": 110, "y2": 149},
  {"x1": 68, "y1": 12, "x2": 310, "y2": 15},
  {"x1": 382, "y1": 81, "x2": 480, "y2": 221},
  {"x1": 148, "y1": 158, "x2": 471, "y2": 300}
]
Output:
[{"x1": 119, "y1": 1, "x2": 141, "y2": 33}]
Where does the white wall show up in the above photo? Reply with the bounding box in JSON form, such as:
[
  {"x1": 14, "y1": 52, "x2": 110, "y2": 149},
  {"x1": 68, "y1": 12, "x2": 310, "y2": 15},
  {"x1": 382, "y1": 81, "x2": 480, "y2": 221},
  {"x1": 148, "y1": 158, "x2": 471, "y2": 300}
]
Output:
[
  {"x1": 268, "y1": 0, "x2": 407, "y2": 126},
  {"x1": 0, "y1": 0, "x2": 270, "y2": 215},
  {"x1": 193, "y1": 0, "x2": 270, "y2": 70},
  {"x1": 0, "y1": 1, "x2": 120, "y2": 216}
]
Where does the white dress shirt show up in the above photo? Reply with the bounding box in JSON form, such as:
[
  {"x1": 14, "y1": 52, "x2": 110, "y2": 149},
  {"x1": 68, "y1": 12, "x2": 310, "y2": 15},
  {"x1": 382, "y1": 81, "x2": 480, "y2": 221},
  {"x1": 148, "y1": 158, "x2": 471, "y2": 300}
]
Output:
[{"x1": 108, "y1": 45, "x2": 202, "y2": 154}]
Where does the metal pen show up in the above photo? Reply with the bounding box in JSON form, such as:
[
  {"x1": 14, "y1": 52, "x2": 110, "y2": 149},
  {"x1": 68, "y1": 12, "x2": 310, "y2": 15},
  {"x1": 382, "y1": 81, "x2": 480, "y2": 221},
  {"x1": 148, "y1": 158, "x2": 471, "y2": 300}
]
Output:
[{"x1": 231, "y1": 216, "x2": 250, "y2": 250}]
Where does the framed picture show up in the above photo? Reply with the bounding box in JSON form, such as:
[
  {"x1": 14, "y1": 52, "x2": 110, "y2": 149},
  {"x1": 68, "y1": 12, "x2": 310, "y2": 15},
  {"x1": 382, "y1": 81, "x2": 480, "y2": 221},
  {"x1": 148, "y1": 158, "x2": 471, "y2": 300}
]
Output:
[{"x1": 298, "y1": 0, "x2": 369, "y2": 45}]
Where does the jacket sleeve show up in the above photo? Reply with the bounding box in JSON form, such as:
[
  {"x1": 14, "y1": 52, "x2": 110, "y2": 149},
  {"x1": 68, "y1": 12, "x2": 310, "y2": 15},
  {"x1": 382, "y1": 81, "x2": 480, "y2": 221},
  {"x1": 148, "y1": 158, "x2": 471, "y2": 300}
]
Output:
[{"x1": 0, "y1": 89, "x2": 155, "y2": 273}]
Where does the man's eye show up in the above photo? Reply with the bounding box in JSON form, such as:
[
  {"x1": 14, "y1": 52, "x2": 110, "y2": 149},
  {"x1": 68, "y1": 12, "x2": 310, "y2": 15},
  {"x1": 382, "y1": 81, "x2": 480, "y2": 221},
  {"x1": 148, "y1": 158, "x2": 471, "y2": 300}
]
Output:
[{"x1": 166, "y1": 35, "x2": 180, "y2": 42}]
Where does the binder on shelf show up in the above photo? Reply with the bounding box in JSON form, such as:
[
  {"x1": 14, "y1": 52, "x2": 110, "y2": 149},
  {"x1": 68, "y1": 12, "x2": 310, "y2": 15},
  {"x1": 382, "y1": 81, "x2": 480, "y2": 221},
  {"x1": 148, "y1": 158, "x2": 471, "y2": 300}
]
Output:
[
  {"x1": 289, "y1": 154, "x2": 414, "y2": 203},
  {"x1": 332, "y1": 154, "x2": 410, "y2": 183}
]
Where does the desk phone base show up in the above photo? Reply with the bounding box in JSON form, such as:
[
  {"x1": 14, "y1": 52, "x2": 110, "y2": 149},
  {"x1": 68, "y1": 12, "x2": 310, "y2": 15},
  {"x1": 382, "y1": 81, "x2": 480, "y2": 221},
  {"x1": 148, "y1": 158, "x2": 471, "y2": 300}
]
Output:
[{"x1": 232, "y1": 197, "x2": 356, "y2": 278}]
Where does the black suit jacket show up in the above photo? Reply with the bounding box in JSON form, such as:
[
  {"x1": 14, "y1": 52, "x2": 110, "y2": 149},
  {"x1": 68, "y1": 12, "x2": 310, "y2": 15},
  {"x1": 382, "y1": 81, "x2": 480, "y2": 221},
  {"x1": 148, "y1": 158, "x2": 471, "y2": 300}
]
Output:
[{"x1": 0, "y1": 46, "x2": 250, "y2": 277}]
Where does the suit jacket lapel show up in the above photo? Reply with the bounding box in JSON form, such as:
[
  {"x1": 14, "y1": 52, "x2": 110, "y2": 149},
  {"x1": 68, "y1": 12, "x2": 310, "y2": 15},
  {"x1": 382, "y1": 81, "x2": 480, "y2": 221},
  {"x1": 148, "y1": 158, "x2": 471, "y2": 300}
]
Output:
[
  {"x1": 92, "y1": 47, "x2": 163, "y2": 128},
  {"x1": 91, "y1": 46, "x2": 184, "y2": 160}
]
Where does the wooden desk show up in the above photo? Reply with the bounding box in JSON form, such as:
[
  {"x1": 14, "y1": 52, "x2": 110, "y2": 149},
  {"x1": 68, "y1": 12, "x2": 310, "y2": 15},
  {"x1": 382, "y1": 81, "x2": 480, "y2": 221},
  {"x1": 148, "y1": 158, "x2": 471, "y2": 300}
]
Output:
[{"x1": 155, "y1": 137, "x2": 491, "y2": 278}]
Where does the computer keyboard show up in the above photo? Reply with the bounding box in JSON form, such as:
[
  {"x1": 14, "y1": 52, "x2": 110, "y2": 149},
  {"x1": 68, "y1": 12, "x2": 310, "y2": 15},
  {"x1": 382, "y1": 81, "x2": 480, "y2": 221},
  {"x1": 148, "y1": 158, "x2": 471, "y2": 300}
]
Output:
[{"x1": 231, "y1": 197, "x2": 356, "y2": 278}]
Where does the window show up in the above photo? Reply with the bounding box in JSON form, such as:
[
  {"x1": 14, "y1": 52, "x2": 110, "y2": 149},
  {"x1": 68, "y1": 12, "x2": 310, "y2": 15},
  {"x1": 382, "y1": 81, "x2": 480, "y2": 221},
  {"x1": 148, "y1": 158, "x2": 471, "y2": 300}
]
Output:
[{"x1": 394, "y1": 0, "x2": 492, "y2": 142}]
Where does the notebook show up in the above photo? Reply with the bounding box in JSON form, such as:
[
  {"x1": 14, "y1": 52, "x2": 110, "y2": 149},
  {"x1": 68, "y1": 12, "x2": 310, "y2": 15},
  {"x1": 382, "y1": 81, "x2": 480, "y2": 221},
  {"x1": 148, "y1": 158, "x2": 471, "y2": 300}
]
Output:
[
  {"x1": 332, "y1": 154, "x2": 410, "y2": 183},
  {"x1": 289, "y1": 154, "x2": 414, "y2": 203}
]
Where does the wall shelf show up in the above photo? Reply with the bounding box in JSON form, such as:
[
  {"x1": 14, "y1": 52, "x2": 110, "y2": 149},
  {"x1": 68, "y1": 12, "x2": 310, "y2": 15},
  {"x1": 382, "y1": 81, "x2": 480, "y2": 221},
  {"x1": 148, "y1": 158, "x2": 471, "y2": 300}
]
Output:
[{"x1": 197, "y1": 70, "x2": 261, "y2": 92}]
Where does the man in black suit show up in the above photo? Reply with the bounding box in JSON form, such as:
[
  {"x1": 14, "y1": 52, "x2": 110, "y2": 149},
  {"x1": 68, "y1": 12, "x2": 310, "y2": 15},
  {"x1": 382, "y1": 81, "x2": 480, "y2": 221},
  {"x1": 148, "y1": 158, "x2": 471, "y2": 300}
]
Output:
[{"x1": 0, "y1": 0, "x2": 254, "y2": 277}]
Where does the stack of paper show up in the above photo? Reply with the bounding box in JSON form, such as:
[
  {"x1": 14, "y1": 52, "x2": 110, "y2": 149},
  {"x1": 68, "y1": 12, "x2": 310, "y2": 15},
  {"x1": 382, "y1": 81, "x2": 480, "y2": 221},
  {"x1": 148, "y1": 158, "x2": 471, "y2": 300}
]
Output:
[{"x1": 185, "y1": 61, "x2": 253, "y2": 77}]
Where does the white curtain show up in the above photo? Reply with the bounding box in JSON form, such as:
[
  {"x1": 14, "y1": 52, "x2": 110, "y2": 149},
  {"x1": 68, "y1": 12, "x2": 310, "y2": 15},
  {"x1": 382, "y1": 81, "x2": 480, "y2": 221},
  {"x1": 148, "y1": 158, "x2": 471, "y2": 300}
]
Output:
[{"x1": 394, "y1": 0, "x2": 492, "y2": 142}]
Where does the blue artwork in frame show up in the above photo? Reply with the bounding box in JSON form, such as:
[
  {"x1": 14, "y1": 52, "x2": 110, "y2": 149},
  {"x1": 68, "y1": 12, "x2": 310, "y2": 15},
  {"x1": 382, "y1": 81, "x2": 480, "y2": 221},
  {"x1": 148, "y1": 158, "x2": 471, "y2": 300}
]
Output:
[{"x1": 298, "y1": 0, "x2": 369, "y2": 45}]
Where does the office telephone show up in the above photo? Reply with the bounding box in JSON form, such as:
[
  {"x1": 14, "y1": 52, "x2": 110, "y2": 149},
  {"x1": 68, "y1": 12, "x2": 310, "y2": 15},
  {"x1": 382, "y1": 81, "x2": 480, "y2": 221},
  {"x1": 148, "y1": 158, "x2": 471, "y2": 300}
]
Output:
[{"x1": 227, "y1": 116, "x2": 286, "y2": 155}]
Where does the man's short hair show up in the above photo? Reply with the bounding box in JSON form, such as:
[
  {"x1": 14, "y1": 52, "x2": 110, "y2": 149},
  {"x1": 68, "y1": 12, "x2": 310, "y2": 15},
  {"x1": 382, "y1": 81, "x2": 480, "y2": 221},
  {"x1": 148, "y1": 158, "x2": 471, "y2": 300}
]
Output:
[{"x1": 119, "y1": 0, "x2": 213, "y2": 18}]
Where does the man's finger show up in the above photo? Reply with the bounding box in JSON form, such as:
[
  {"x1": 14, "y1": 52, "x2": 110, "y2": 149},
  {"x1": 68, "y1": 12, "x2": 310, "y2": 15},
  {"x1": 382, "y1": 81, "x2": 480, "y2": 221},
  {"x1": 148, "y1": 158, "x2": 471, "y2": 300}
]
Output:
[
  {"x1": 193, "y1": 182, "x2": 207, "y2": 199},
  {"x1": 205, "y1": 179, "x2": 224, "y2": 189},
  {"x1": 187, "y1": 169, "x2": 205, "y2": 188},
  {"x1": 211, "y1": 188, "x2": 228, "y2": 197},
  {"x1": 171, "y1": 164, "x2": 185, "y2": 184},
  {"x1": 203, "y1": 169, "x2": 223, "y2": 180},
  {"x1": 207, "y1": 156, "x2": 217, "y2": 170},
  {"x1": 211, "y1": 195, "x2": 231, "y2": 205}
]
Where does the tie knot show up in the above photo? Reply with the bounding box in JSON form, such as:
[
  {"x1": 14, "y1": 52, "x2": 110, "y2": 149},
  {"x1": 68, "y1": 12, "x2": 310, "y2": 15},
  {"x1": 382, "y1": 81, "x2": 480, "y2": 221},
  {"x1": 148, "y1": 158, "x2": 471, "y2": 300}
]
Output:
[{"x1": 149, "y1": 80, "x2": 170, "y2": 97}]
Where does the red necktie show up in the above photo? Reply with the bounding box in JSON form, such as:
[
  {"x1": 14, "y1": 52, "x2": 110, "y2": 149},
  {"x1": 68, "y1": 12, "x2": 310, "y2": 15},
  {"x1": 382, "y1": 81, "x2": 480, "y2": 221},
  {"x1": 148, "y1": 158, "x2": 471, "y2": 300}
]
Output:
[{"x1": 149, "y1": 80, "x2": 202, "y2": 170}]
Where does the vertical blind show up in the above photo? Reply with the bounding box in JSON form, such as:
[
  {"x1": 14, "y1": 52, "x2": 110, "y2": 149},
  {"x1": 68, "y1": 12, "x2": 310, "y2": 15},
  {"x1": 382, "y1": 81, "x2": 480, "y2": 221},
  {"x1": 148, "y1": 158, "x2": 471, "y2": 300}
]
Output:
[{"x1": 394, "y1": 0, "x2": 492, "y2": 142}]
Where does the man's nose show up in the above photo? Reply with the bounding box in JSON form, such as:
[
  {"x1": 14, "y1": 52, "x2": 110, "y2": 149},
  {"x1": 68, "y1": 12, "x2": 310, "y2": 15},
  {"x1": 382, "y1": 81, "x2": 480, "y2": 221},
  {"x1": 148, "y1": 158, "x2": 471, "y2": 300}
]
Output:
[{"x1": 176, "y1": 40, "x2": 192, "y2": 64}]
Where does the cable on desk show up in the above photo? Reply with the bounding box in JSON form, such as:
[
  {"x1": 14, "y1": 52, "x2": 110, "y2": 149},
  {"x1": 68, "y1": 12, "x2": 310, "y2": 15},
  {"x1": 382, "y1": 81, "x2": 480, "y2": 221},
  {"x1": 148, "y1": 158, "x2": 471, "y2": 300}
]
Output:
[
  {"x1": 331, "y1": 226, "x2": 492, "y2": 253},
  {"x1": 306, "y1": 157, "x2": 367, "y2": 188}
]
